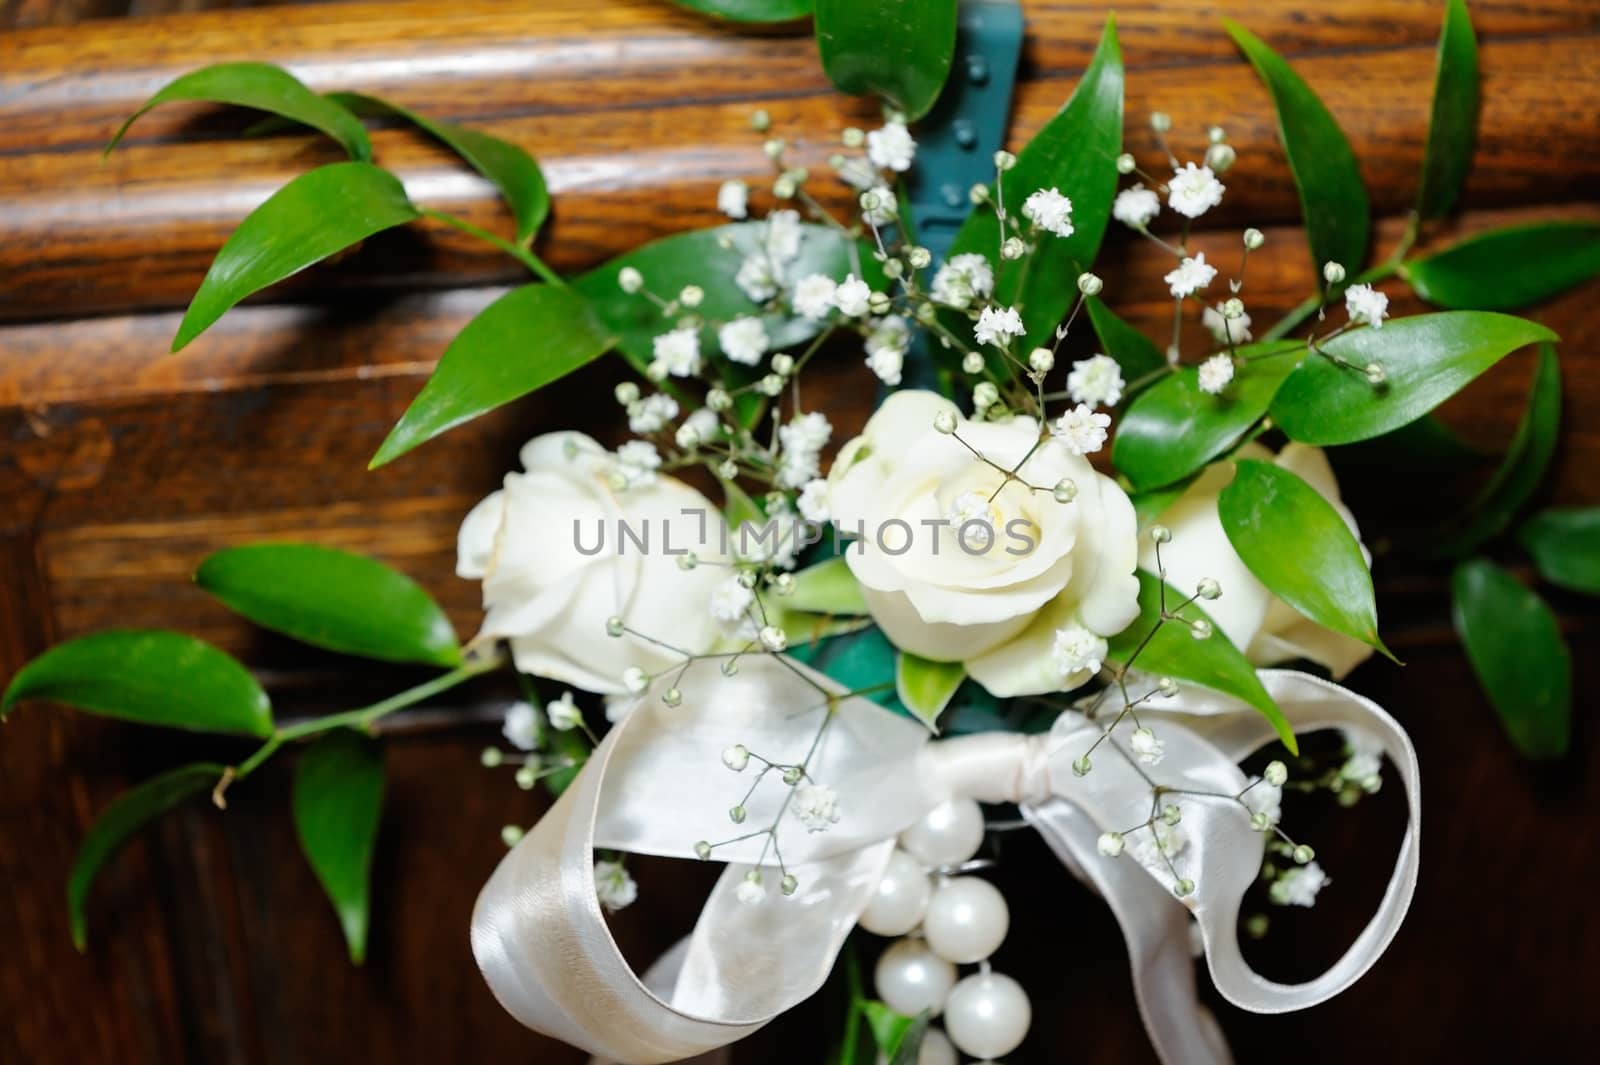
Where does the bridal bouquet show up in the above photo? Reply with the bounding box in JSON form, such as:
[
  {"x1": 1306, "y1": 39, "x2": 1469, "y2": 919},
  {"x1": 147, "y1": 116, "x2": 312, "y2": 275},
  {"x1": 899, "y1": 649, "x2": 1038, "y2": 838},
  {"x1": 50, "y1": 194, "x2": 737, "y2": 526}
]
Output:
[{"x1": 6, "y1": 1, "x2": 1594, "y2": 1062}]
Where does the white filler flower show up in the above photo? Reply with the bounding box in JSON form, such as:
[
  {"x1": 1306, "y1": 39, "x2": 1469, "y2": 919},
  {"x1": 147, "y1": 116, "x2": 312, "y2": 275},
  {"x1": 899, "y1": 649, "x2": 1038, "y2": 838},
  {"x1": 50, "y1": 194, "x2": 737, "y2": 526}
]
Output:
[
  {"x1": 974, "y1": 305, "x2": 1025, "y2": 348},
  {"x1": 717, "y1": 179, "x2": 749, "y2": 219},
  {"x1": 1113, "y1": 184, "x2": 1161, "y2": 228},
  {"x1": 594, "y1": 859, "x2": 639, "y2": 912},
  {"x1": 1344, "y1": 283, "x2": 1390, "y2": 329},
  {"x1": 1051, "y1": 624, "x2": 1108, "y2": 677},
  {"x1": 1052, "y1": 403, "x2": 1112, "y2": 456},
  {"x1": 718, "y1": 316, "x2": 769, "y2": 366},
  {"x1": 793, "y1": 782, "x2": 842, "y2": 833},
  {"x1": 1166, "y1": 163, "x2": 1225, "y2": 219},
  {"x1": 1164, "y1": 253, "x2": 1217, "y2": 298},
  {"x1": 1270, "y1": 862, "x2": 1329, "y2": 907},
  {"x1": 546, "y1": 692, "x2": 583, "y2": 731},
  {"x1": 866, "y1": 121, "x2": 917, "y2": 172},
  {"x1": 1066, "y1": 354, "x2": 1125, "y2": 408},
  {"x1": 792, "y1": 274, "x2": 838, "y2": 319},
  {"x1": 651, "y1": 326, "x2": 702, "y2": 377},
  {"x1": 502, "y1": 701, "x2": 541, "y2": 750},
  {"x1": 1198, "y1": 353, "x2": 1236, "y2": 395},
  {"x1": 1022, "y1": 187, "x2": 1075, "y2": 237},
  {"x1": 929, "y1": 253, "x2": 995, "y2": 309},
  {"x1": 1203, "y1": 302, "x2": 1253, "y2": 343}
]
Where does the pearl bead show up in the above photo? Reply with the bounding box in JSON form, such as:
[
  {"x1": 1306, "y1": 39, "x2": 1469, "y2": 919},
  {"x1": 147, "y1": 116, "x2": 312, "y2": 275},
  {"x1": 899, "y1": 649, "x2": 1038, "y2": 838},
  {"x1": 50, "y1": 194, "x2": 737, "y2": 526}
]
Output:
[
  {"x1": 916, "y1": 1027, "x2": 958, "y2": 1065},
  {"x1": 899, "y1": 798, "x2": 985, "y2": 868},
  {"x1": 923, "y1": 876, "x2": 1010, "y2": 964},
  {"x1": 860, "y1": 849, "x2": 933, "y2": 937},
  {"x1": 944, "y1": 971, "x2": 1031, "y2": 1060},
  {"x1": 874, "y1": 938, "x2": 957, "y2": 1018}
]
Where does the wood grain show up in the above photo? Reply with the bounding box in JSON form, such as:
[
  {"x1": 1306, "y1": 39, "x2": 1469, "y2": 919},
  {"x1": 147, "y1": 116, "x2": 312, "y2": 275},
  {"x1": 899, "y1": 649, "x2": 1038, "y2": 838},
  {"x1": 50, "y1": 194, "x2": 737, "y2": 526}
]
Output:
[{"x1": 1, "y1": 3, "x2": 1598, "y2": 1065}]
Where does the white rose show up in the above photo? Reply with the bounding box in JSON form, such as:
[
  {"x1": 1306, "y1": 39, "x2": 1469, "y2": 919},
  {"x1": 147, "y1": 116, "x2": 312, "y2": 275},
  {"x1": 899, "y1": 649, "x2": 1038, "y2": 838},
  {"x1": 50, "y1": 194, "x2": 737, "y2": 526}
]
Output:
[
  {"x1": 1142, "y1": 442, "x2": 1372, "y2": 679},
  {"x1": 827, "y1": 391, "x2": 1140, "y2": 697},
  {"x1": 457, "y1": 432, "x2": 727, "y2": 693}
]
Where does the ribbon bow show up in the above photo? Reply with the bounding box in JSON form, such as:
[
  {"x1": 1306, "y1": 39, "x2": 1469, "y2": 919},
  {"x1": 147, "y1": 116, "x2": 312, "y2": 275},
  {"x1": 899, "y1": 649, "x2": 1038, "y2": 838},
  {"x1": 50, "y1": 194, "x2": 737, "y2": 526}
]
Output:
[{"x1": 472, "y1": 656, "x2": 1420, "y2": 1065}]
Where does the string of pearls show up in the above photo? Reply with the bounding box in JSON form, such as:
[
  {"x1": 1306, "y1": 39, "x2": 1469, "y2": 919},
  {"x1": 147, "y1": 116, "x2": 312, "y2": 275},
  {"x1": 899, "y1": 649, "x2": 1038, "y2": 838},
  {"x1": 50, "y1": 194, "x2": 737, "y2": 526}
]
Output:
[{"x1": 864, "y1": 799, "x2": 1031, "y2": 1063}]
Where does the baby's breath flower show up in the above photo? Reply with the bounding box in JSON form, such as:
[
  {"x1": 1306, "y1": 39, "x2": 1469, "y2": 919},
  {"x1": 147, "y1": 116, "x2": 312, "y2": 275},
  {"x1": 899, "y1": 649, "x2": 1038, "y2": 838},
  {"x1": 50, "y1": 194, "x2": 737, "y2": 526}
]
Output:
[
  {"x1": 1167, "y1": 163, "x2": 1226, "y2": 219},
  {"x1": 709, "y1": 574, "x2": 756, "y2": 625},
  {"x1": 736, "y1": 870, "x2": 765, "y2": 905},
  {"x1": 717, "y1": 179, "x2": 749, "y2": 219},
  {"x1": 1021, "y1": 187, "x2": 1075, "y2": 237},
  {"x1": 1000, "y1": 236, "x2": 1028, "y2": 261},
  {"x1": 594, "y1": 859, "x2": 638, "y2": 912},
  {"x1": 793, "y1": 782, "x2": 842, "y2": 833},
  {"x1": 1242, "y1": 778, "x2": 1283, "y2": 826},
  {"x1": 866, "y1": 121, "x2": 917, "y2": 172},
  {"x1": 1116, "y1": 152, "x2": 1137, "y2": 174},
  {"x1": 833, "y1": 274, "x2": 873, "y2": 317},
  {"x1": 972, "y1": 382, "x2": 999, "y2": 411},
  {"x1": 502, "y1": 701, "x2": 540, "y2": 751},
  {"x1": 1130, "y1": 727, "x2": 1165, "y2": 766},
  {"x1": 833, "y1": 154, "x2": 880, "y2": 190},
  {"x1": 974, "y1": 305, "x2": 1025, "y2": 348},
  {"x1": 1198, "y1": 353, "x2": 1236, "y2": 395},
  {"x1": 1051, "y1": 623, "x2": 1108, "y2": 677},
  {"x1": 1113, "y1": 184, "x2": 1161, "y2": 228},
  {"x1": 1066, "y1": 354, "x2": 1125, "y2": 408},
  {"x1": 759, "y1": 625, "x2": 788, "y2": 652},
  {"x1": 792, "y1": 274, "x2": 838, "y2": 320},
  {"x1": 1098, "y1": 831, "x2": 1126, "y2": 857},
  {"x1": 678, "y1": 285, "x2": 704, "y2": 308},
  {"x1": 618, "y1": 266, "x2": 644, "y2": 294},
  {"x1": 765, "y1": 209, "x2": 803, "y2": 262},
  {"x1": 798, "y1": 478, "x2": 831, "y2": 522},
  {"x1": 735, "y1": 254, "x2": 779, "y2": 302},
  {"x1": 717, "y1": 316, "x2": 769, "y2": 367},
  {"x1": 627, "y1": 393, "x2": 680, "y2": 433},
  {"x1": 614, "y1": 440, "x2": 662, "y2": 488},
  {"x1": 1052, "y1": 403, "x2": 1111, "y2": 456},
  {"x1": 614, "y1": 381, "x2": 640, "y2": 406},
  {"x1": 721, "y1": 744, "x2": 751, "y2": 772},
  {"x1": 1243, "y1": 227, "x2": 1265, "y2": 250},
  {"x1": 1164, "y1": 253, "x2": 1217, "y2": 298},
  {"x1": 547, "y1": 692, "x2": 583, "y2": 731},
  {"x1": 865, "y1": 316, "x2": 911, "y2": 386},
  {"x1": 1322, "y1": 261, "x2": 1347, "y2": 284},
  {"x1": 1077, "y1": 272, "x2": 1104, "y2": 296},
  {"x1": 1204, "y1": 142, "x2": 1236, "y2": 173},
  {"x1": 651, "y1": 327, "x2": 702, "y2": 378},
  {"x1": 1028, "y1": 347, "x2": 1055, "y2": 374},
  {"x1": 1202, "y1": 302, "x2": 1253, "y2": 344},
  {"x1": 962, "y1": 352, "x2": 986, "y2": 375},
  {"x1": 622, "y1": 666, "x2": 649, "y2": 694},
  {"x1": 1269, "y1": 862, "x2": 1329, "y2": 907},
  {"x1": 1344, "y1": 283, "x2": 1389, "y2": 329},
  {"x1": 929, "y1": 253, "x2": 995, "y2": 309}
]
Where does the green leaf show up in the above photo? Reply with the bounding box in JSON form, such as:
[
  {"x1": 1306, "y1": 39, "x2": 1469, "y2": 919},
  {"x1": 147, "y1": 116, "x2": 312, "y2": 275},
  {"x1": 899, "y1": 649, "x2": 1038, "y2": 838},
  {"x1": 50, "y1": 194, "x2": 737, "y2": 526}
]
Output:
[
  {"x1": 1111, "y1": 341, "x2": 1301, "y2": 490},
  {"x1": 1416, "y1": 0, "x2": 1479, "y2": 219},
  {"x1": 1130, "y1": 479, "x2": 1193, "y2": 530},
  {"x1": 174, "y1": 162, "x2": 419, "y2": 351},
  {"x1": 574, "y1": 223, "x2": 874, "y2": 381},
  {"x1": 328, "y1": 93, "x2": 548, "y2": 244},
  {"x1": 1427, "y1": 343, "x2": 1561, "y2": 558},
  {"x1": 372, "y1": 284, "x2": 615, "y2": 466},
  {"x1": 542, "y1": 729, "x2": 589, "y2": 797},
  {"x1": 107, "y1": 62, "x2": 370, "y2": 161},
  {"x1": 69, "y1": 763, "x2": 224, "y2": 951},
  {"x1": 860, "y1": 1001, "x2": 918, "y2": 1055},
  {"x1": 1330, "y1": 414, "x2": 1487, "y2": 477},
  {"x1": 1219, "y1": 460, "x2": 1393, "y2": 660},
  {"x1": 196, "y1": 543, "x2": 461, "y2": 667},
  {"x1": 292, "y1": 731, "x2": 386, "y2": 964},
  {"x1": 1402, "y1": 222, "x2": 1600, "y2": 310},
  {"x1": 895, "y1": 653, "x2": 965, "y2": 733},
  {"x1": 815, "y1": 0, "x2": 957, "y2": 121},
  {"x1": 946, "y1": 16, "x2": 1123, "y2": 353},
  {"x1": 1452, "y1": 559, "x2": 1571, "y2": 759},
  {"x1": 1085, "y1": 295, "x2": 1167, "y2": 393},
  {"x1": 1107, "y1": 571, "x2": 1295, "y2": 753},
  {"x1": 671, "y1": 0, "x2": 813, "y2": 21},
  {"x1": 3, "y1": 630, "x2": 272, "y2": 737},
  {"x1": 789, "y1": 627, "x2": 903, "y2": 711},
  {"x1": 1519, "y1": 507, "x2": 1600, "y2": 595},
  {"x1": 1271, "y1": 311, "x2": 1558, "y2": 445},
  {"x1": 1225, "y1": 20, "x2": 1369, "y2": 274},
  {"x1": 787, "y1": 557, "x2": 870, "y2": 615}
]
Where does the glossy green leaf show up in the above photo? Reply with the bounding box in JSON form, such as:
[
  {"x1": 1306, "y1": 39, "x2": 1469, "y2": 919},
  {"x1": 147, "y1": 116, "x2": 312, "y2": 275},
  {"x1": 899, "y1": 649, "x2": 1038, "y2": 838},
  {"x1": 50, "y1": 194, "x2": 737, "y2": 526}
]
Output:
[
  {"x1": 896, "y1": 653, "x2": 965, "y2": 733},
  {"x1": 1220, "y1": 460, "x2": 1392, "y2": 660},
  {"x1": 293, "y1": 731, "x2": 386, "y2": 964},
  {"x1": 196, "y1": 543, "x2": 461, "y2": 667},
  {"x1": 1402, "y1": 222, "x2": 1600, "y2": 310},
  {"x1": 946, "y1": 17, "x2": 1123, "y2": 353},
  {"x1": 1225, "y1": 20, "x2": 1369, "y2": 273},
  {"x1": 1428, "y1": 343, "x2": 1561, "y2": 558},
  {"x1": 878, "y1": 1006, "x2": 931, "y2": 1065},
  {"x1": 815, "y1": 0, "x2": 957, "y2": 121},
  {"x1": 174, "y1": 162, "x2": 419, "y2": 351},
  {"x1": 107, "y1": 62, "x2": 370, "y2": 161},
  {"x1": 1130, "y1": 480, "x2": 1193, "y2": 531},
  {"x1": 373, "y1": 284, "x2": 614, "y2": 466},
  {"x1": 1416, "y1": 0, "x2": 1479, "y2": 219},
  {"x1": 574, "y1": 222, "x2": 875, "y2": 381},
  {"x1": 788, "y1": 627, "x2": 903, "y2": 711},
  {"x1": 671, "y1": 0, "x2": 812, "y2": 21},
  {"x1": 1330, "y1": 413, "x2": 1486, "y2": 477},
  {"x1": 1519, "y1": 507, "x2": 1600, "y2": 595},
  {"x1": 3, "y1": 630, "x2": 272, "y2": 737},
  {"x1": 787, "y1": 557, "x2": 870, "y2": 615},
  {"x1": 328, "y1": 93, "x2": 547, "y2": 244},
  {"x1": 1107, "y1": 571, "x2": 1294, "y2": 753},
  {"x1": 1271, "y1": 311, "x2": 1557, "y2": 445},
  {"x1": 69, "y1": 763, "x2": 224, "y2": 950},
  {"x1": 1453, "y1": 559, "x2": 1571, "y2": 759},
  {"x1": 1085, "y1": 295, "x2": 1167, "y2": 392},
  {"x1": 1111, "y1": 341, "x2": 1301, "y2": 490}
]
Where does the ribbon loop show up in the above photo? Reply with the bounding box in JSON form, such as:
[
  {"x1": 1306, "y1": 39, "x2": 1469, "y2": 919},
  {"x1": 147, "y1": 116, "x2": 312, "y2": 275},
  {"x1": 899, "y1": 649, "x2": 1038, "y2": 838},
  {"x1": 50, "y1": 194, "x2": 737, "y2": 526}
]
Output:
[{"x1": 472, "y1": 658, "x2": 1420, "y2": 1065}]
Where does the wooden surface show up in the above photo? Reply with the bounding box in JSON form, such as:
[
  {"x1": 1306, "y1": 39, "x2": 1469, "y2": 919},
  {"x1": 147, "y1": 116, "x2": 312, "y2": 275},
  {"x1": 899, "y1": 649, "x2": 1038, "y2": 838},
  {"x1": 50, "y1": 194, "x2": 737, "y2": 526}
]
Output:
[{"x1": 1, "y1": 2, "x2": 1597, "y2": 1063}]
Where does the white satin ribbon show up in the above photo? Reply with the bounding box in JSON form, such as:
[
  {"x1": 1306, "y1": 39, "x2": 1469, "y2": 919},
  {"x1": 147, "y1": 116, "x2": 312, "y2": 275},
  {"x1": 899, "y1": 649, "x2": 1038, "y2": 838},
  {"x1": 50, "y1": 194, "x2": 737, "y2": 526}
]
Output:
[{"x1": 472, "y1": 657, "x2": 1419, "y2": 1065}]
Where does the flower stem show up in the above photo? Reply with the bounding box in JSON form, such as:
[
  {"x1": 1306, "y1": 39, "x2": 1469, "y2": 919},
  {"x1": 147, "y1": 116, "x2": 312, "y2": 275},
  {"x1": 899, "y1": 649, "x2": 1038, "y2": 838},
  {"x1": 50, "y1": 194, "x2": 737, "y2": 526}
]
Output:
[{"x1": 421, "y1": 207, "x2": 565, "y2": 287}]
